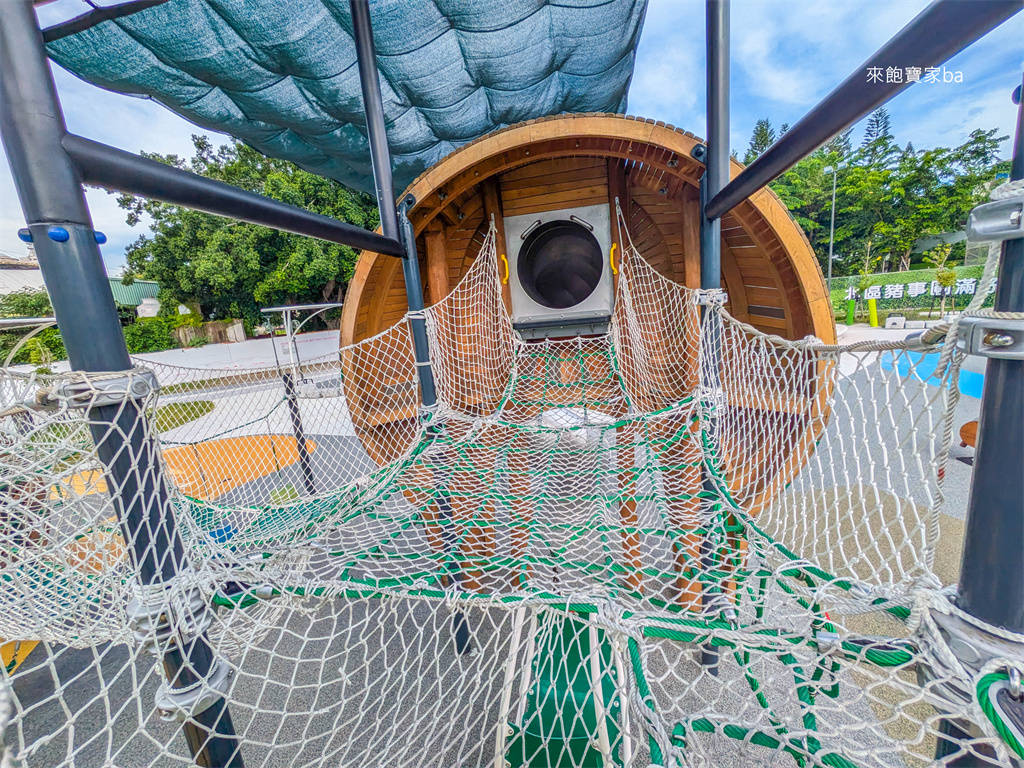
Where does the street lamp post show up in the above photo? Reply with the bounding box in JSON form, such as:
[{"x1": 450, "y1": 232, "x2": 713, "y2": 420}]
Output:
[{"x1": 823, "y1": 161, "x2": 846, "y2": 294}]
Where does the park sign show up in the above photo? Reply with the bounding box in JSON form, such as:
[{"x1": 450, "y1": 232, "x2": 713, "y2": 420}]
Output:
[
  {"x1": 829, "y1": 264, "x2": 997, "y2": 313},
  {"x1": 845, "y1": 277, "x2": 996, "y2": 301}
]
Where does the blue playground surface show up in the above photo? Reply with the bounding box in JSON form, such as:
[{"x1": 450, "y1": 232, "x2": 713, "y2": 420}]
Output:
[{"x1": 880, "y1": 351, "x2": 985, "y2": 399}]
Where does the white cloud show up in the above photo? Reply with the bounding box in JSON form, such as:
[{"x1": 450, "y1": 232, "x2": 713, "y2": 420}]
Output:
[
  {"x1": 628, "y1": 1, "x2": 704, "y2": 121},
  {"x1": 630, "y1": 0, "x2": 1020, "y2": 159}
]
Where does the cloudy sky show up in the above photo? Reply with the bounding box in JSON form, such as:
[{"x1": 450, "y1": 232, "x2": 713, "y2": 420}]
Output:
[{"x1": 1, "y1": 0, "x2": 1022, "y2": 272}]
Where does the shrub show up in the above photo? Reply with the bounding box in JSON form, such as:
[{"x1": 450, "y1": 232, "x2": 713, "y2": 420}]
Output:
[
  {"x1": 0, "y1": 290, "x2": 64, "y2": 365},
  {"x1": 123, "y1": 317, "x2": 178, "y2": 354},
  {"x1": 172, "y1": 311, "x2": 204, "y2": 329}
]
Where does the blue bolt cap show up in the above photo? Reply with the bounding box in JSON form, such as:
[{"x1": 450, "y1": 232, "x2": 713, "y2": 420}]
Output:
[
  {"x1": 94, "y1": 231, "x2": 108, "y2": 245},
  {"x1": 17, "y1": 228, "x2": 33, "y2": 243},
  {"x1": 47, "y1": 226, "x2": 70, "y2": 243}
]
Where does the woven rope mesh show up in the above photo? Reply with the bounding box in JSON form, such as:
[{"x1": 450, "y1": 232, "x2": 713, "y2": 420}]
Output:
[
  {"x1": 0, "y1": 228, "x2": 1020, "y2": 767},
  {"x1": 45, "y1": 0, "x2": 647, "y2": 194}
]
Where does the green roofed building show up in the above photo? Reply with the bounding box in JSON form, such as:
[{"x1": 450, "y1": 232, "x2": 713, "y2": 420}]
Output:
[{"x1": 107, "y1": 277, "x2": 161, "y2": 307}]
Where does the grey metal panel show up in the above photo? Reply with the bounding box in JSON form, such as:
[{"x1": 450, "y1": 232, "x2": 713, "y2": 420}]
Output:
[{"x1": 503, "y1": 203, "x2": 615, "y2": 334}]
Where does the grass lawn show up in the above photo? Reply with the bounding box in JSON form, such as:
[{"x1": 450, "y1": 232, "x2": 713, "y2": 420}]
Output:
[{"x1": 150, "y1": 400, "x2": 215, "y2": 432}]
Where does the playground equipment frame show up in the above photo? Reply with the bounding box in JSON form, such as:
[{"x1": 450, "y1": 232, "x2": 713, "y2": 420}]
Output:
[{"x1": 0, "y1": 0, "x2": 1022, "y2": 766}]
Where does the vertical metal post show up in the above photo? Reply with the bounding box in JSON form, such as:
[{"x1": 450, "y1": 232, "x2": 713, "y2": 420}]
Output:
[
  {"x1": 397, "y1": 198, "x2": 439, "y2": 407},
  {"x1": 827, "y1": 168, "x2": 838, "y2": 294},
  {"x1": 958, "y1": 75, "x2": 1024, "y2": 632},
  {"x1": 0, "y1": 3, "x2": 242, "y2": 765},
  {"x1": 702, "y1": 0, "x2": 730, "y2": 294},
  {"x1": 279, "y1": 309, "x2": 314, "y2": 494},
  {"x1": 698, "y1": 0, "x2": 730, "y2": 676},
  {"x1": 350, "y1": 0, "x2": 437, "y2": 410},
  {"x1": 282, "y1": 372, "x2": 316, "y2": 494},
  {"x1": 349, "y1": 0, "x2": 466, "y2": 657},
  {"x1": 934, "y1": 76, "x2": 1024, "y2": 766}
]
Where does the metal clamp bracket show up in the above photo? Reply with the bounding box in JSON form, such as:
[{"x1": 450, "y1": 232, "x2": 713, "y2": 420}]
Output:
[
  {"x1": 128, "y1": 584, "x2": 229, "y2": 721},
  {"x1": 155, "y1": 655, "x2": 233, "y2": 722},
  {"x1": 126, "y1": 585, "x2": 215, "y2": 658},
  {"x1": 814, "y1": 630, "x2": 842, "y2": 656},
  {"x1": 967, "y1": 198, "x2": 1023, "y2": 243},
  {"x1": 956, "y1": 317, "x2": 1024, "y2": 360},
  {"x1": 55, "y1": 367, "x2": 159, "y2": 408},
  {"x1": 21, "y1": 368, "x2": 161, "y2": 412},
  {"x1": 919, "y1": 602, "x2": 1024, "y2": 713}
]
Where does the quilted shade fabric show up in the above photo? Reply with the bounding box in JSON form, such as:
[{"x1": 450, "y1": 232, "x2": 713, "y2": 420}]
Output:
[{"x1": 47, "y1": 0, "x2": 648, "y2": 194}]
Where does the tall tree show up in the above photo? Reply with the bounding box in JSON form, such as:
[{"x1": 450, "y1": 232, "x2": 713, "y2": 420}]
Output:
[
  {"x1": 119, "y1": 136, "x2": 379, "y2": 324},
  {"x1": 824, "y1": 128, "x2": 853, "y2": 160},
  {"x1": 861, "y1": 107, "x2": 892, "y2": 146},
  {"x1": 880, "y1": 129, "x2": 1005, "y2": 269},
  {"x1": 771, "y1": 116, "x2": 1005, "y2": 279},
  {"x1": 859, "y1": 107, "x2": 898, "y2": 167},
  {"x1": 744, "y1": 118, "x2": 776, "y2": 164}
]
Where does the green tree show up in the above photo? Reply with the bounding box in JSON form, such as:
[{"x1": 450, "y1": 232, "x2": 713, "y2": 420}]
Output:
[
  {"x1": 824, "y1": 128, "x2": 853, "y2": 159},
  {"x1": 770, "y1": 152, "x2": 834, "y2": 254},
  {"x1": 923, "y1": 244, "x2": 957, "y2": 315},
  {"x1": 861, "y1": 107, "x2": 892, "y2": 145},
  {"x1": 859, "y1": 107, "x2": 899, "y2": 169},
  {"x1": 771, "y1": 115, "x2": 1004, "y2": 281},
  {"x1": 744, "y1": 118, "x2": 776, "y2": 164},
  {"x1": 119, "y1": 136, "x2": 379, "y2": 325},
  {"x1": 879, "y1": 129, "x2": 1005, "y2": 270}
]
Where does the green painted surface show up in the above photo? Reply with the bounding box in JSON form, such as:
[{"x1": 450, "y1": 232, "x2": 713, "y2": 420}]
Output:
[{"x1": 506, "y1": 612, "x2": 623, "y2": 768}]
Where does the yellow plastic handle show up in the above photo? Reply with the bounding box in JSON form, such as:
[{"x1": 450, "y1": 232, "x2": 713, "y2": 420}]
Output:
[
  {"x1": 609, "y1": 243, "x2": 618, "y2": 275},
  {"x1": 500, "y1": 253, "x2": 510, "y2": 284}
]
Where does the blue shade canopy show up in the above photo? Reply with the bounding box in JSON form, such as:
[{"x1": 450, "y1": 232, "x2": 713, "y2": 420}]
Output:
[{"x1": 46, "y1": 0, "x2": 648, "y2": 194}]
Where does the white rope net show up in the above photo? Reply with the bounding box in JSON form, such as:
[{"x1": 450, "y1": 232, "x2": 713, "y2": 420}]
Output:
[{"x1": 0, "y1": 224, "x2": 1020, "y2": 768}]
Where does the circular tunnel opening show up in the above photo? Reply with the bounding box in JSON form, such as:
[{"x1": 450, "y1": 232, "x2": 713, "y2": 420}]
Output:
[{"x1": 517, "y1": 220, "x2": 604, "y2": 310}]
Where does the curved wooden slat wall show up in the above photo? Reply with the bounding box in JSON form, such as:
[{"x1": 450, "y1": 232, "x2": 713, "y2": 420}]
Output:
[{"x1": 341, "y1": 113, "x2": 835, "y2": 349}]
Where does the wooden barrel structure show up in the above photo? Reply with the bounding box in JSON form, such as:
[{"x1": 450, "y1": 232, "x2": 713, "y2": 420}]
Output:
[
  {"x1": 339, "y1": 113, "x2": 836, "y2": 601},
  {"x1": 340, "y1": 113, "x2": 836, "y2": 470},
  {"x1": 342, "y1": 113, "x2": 834, "y2": 346}
]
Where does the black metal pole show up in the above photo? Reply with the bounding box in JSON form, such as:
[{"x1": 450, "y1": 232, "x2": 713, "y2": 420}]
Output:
[
  {"x1": 935, "y1": 76, "x2": 1024, "y2": 766},
  {"x1": 282, "y1": 372, "x2": 316, "y2": 494},
  {"x1": 705, "y1": 0, "x2": 1023, "y2": 221},
  {"x1": 398, "y1": 197, "x2": 439, "y2": 408},
  {"x1": 42, "y1": 0, "x2": 168, "y2": 42},
  {"x1": 698, "y1": 0, "x2": 730, "y2": 677},
  {"x1": 702, "y1": 0, "x2": 729, "y2": 292},
  {"x1": 62, "y1": 133, "x2": 404, "y2": 257},
  {"x1": 349, "y1": 0, "x2": 465, "y2": 654},
  {"x1": 958, "y1": 75, "x2": 1024, "y2": 633},
  {"x1": 349, "y1": 0, "x2": 437, "y2": 410},
  {"x1": 0, "y1": 3, "x2": 242, "y2": 765},
  {"x1": 349, "y1": 0, "x2": 400, "y2": 244}
]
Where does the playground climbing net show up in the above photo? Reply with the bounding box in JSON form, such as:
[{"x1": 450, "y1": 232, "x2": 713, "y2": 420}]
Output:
[{"x1": 1, "y1": 222, "x2": 1022, "y2": 768}]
